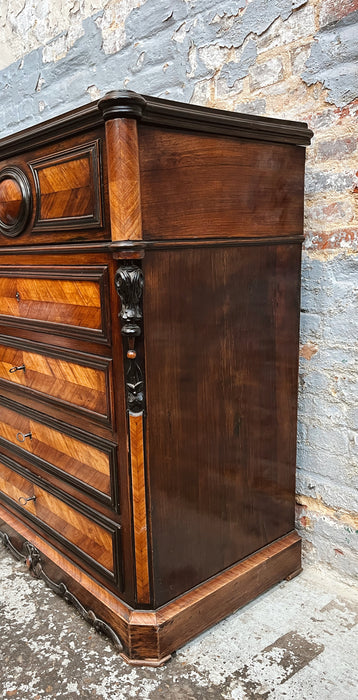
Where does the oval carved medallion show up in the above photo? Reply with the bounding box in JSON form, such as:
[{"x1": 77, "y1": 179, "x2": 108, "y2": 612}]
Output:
[{"x1": 0, "y1": 167, "x2": 32, "y2": 237}]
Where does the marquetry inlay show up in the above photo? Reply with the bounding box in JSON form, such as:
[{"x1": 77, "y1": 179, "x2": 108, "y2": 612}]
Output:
[
  {"x1": 0, "y1": 275, "x2": 101, "y2": 329},
  {"x1": 0, "y1": 459, "x2": 114, "y2": 571},
  {"x1": 30, "y1": 141, "x2": 103, "y2": 231},
  {"x1": 0, "y1": 344, "x2": 108, "y2": 417},
  {"x1": 0, "y1": 404, "x2": 111, "y2": 496}
]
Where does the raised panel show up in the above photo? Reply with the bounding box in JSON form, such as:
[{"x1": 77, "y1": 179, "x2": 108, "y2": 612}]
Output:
[
  {"x1": 30, "y1": 141, "x2": 103, "y2": 231},
  {"x1": 0, "y1": 456, "x2": 119, "y2": 581},
  {"x1": 0, "y1": 266, "x2": 110, "y2": 343},
  {"x1": 0, "y1": 339, "x2": 112, "y2": 424}
]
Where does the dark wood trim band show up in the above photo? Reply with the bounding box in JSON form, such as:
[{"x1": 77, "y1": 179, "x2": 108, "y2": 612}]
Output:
[
  {"x1": 0, "y1": 91, "x2": 312, "y2": 160},
  {"x1": 99, "y1": 91, "x2": 312, "y2": 144},
  {"x1": 0, "y1": 104, "x2": 104, "y2": 159},
  {"x1": 110, "y1": 235, "x2": 305, "y2": 251},
  {"x1": 0, "y1": 235, "x2": 305, "y2": 257},
  {"x1": 0, "y1": 242, "x2": 112, "y2": 255}
]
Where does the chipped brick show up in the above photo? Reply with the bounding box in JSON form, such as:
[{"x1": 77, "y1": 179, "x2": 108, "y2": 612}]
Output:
[
  {"x1": 249, "y1": 56, "x2": 284, "y2": 90},
  {"x1": 300, "y1": 343, "x2": 319, "y2": 360},
  {"x1": 305, "y1": 170, "x2": 355, "y2": 195},
  {"x1": 316, "y1": 137, "x2": 357, "y2": 161},
  {"x1": 319, "y1": 0, "x2": 358, "y2": 28},
  {"x1": 304, "y1": 228, "x2": 358, "y2": 250}
]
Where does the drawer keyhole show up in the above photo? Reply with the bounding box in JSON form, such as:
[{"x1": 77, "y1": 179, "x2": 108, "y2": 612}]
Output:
[
  {"x1": 15, "y1": 291, "x2": 21, "y2": 302},
  {"x1": 16, "y1": 431, "x2": 32, "y2": 443},
  {"x1": 18, "y1": 495, "x2": 36, "y2": 506},
  {"x1": 9, "y1": 364, "x2": 26, "y2": 373}
]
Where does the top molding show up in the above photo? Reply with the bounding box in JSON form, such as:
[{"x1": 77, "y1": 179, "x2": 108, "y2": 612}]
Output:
[{"x1": 0, "y1": 90, "x2": 313, "y2": 159}]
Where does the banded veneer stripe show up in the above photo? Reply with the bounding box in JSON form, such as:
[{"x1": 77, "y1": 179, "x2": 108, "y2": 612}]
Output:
[{"x1": 129, "y1": 413, "x2": 150, "y2": 604}]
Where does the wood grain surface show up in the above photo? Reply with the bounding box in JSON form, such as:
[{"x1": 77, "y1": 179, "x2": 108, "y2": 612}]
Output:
[
  {"x1": 0, "y1": 459, "x2": 114, "y2": 571},
  {"x1": 0, "y1": 177, "x2": 22, "y2": 225},
  {"x1": 0, "y1": 344, "x2": 108, "y2": 415},
  {"x1": 38, "y1": 156, "x2": 93, "y2": 219},
  {"x1": 0, "y1": 275, "x2": 101, "y2": 329},
  {"x1": 30, "y1": 141, "x2": 103, "y2": 230},
  {"x1": 129, "y1": 413, "x2": 150, "y2": 604},
  {"x1": 139, "y1": 126, "x2": 305, "y2": 240},
  {"x1": 105, "y1": 118, "x2": 142, "y2": 241},
  {"x1": 143, "y1": 243, "x2": 301, "y2": 606},
  {"x1": 0, "y1": 93, "x2": 308, "y2": 659},
  {"x1": 0, "y1": 507, "x2": 301, "y2": 663},
  {"x1": 0, "y1": 404, "x2": 111, "y2": 495}
]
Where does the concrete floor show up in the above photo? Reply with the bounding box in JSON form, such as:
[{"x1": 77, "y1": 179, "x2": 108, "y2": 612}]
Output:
[{"x1": 0, "y1": 546, "x2": 357, "y2": 700}]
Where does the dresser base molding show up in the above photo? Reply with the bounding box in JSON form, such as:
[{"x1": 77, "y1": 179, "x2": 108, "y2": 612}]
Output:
[{"x1": 0, "y1": 506, "x2": 301, "y2": 665}]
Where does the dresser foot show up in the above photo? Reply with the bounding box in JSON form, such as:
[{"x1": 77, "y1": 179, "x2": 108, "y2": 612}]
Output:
[
  {"x1": 119, "y1": 653, "x2": 172, "y2": 667},
  {"x1": 285, "y1": 566, "x2": 303, "y2": 581}
]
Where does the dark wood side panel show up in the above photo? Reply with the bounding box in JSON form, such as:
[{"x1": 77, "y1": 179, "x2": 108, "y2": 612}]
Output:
[
  {"x1": 139, "y1": 126, "x2": 305, "y2": 240},
  {"x1": 143, "y1": 244, "x2": 301, "y2": 607}
]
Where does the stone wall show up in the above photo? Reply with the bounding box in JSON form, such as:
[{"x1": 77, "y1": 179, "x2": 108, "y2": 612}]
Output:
[{"x1": 0, "y1": 0, "x2": 357, "y2": 580}]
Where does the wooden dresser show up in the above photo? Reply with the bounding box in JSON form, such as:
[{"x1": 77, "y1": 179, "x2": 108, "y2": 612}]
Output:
[{"x1": 0, "y1": 91, "x2": 312, "y2": 665}]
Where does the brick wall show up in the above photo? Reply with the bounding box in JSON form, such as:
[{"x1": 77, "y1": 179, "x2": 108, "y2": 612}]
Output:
[{"x1": 0, "y1": 0, "x2": 357, "y2": 580}]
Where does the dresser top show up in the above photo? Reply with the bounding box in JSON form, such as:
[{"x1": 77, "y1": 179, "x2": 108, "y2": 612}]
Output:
[{"x1": 0, "y1": 90, "x2": 313, "y2": 159}]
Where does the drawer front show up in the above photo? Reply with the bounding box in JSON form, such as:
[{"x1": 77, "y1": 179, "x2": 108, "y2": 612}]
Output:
[
  {"x1": 0, "y1": 266, "x2": 110, "y2": 343},
  {"x1": 0, "y1": 342, "x2": 111, "y2": 422},
  {"x1": 0, "y1": 456, "x2": 120, "y2": 582},
  {"x1": 0, "y1": 402, "x2": 115, "y2": 503}
]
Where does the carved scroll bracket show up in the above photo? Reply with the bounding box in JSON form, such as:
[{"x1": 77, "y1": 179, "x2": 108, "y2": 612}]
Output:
[
  {"x1": 0, "y1": 530, "x2": 123, "y2": 652},
  {"x1": 115, "y1": 262, "x2": 145, "y2": 414}
]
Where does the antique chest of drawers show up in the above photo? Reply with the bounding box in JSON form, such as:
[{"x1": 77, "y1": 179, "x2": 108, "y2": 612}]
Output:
[{"x1": 0, "y1": 91, "x2": 312, "y2": 665}]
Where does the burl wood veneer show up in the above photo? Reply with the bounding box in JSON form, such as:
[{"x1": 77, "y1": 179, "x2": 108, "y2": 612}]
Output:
[{"x1": 0, "y1": 91, "x2": 312, "y2": 665}]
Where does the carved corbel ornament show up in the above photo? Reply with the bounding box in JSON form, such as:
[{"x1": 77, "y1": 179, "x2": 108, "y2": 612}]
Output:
[{"x1": 115, "y1": 262, "x2": 145, "y2": 413}]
